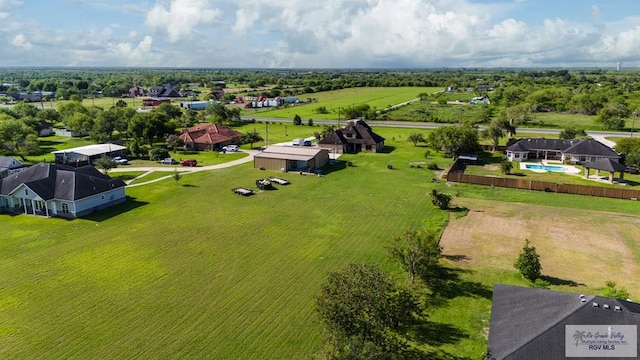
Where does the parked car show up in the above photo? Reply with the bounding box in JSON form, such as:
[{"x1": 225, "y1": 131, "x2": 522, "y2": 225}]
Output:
[
  {"x1": 159, "y1": 157, "x2": 178, "y2": 165},
  {"x1": 222, "y1": 145, "x2": 239, "y2": 152},
  {"x1": 625, "y1": 166, "x2": 639, "y2": 174},
  {"x1": 180, "y1": 159, "x2": 197, "y2": 167},
  {"x1": 113, "y1": 156, "x2": 128, "y2": 165}
]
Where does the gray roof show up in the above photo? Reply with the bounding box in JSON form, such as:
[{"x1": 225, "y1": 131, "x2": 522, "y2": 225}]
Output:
[
  {"x1": 319, "y1": 120, "x2": 385, "y2": 147},
  {"x1": 583, "y1": 158, "x2": 626, "y2": 172},
  {"x1": 505, "y1": 138, "x2": 577, "y2": 152},
  {"x1": 488, "y1": 284, "x2": 640, "y2": 360},
  {"x1": 0, "y1": 163, "x2": 125, "y2": 201},
  {"x1": 0, "y1": 156, "x2": 23, "y2": 170},
  {"x1": 563, "y1": 139, "x2": 620, "y2": 157}
]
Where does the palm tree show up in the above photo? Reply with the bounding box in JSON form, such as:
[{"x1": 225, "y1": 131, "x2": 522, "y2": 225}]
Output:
[{"x1": 572, "y1": 330, "x2": 586, "y2": 346}]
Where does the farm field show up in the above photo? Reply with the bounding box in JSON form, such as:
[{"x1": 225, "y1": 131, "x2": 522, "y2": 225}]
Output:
[
  {"x1": 2, "y1": 126, "x2": 639, "y2": 358},
  {"x1": 382, "y1": 100, "x2": 488, "y2": 123},
  {"x1": 242, "y1": 87, "x2": 442, "y2": 120}
]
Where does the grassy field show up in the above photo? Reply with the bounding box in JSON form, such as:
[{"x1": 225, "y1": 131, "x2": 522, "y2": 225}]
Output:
[
  {"x1": 527, "y1": 112, "x2": 599, "y2": 130},
  {"x1": 241, "y1": 87, "x2": 442, "y2": 120},
  {"x1": 2, "y1": 125, "x2": 640, "y2": 359},
  {"x1": 382, "y1": 101, "x2": 488, "y2": 123},
  {"x1": 0, "y1": 128, "x2": 454, "y2": 359}
]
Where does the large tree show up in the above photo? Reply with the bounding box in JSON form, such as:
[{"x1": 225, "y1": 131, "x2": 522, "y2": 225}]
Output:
[
  {"x1": 596, "y1": 103, "x2": 628, "y2": 130},
  {"x1": 427, "y1": 124, "x2": 479, "y2": 158},
  {"x1": 0, "y1": 118, "x2": 40, "y2": 160},
  {"x1": 388, "y1": 229, "x2": 442, "y2": 285},
  {"x1": 242, "y1": 130, "x2": 263, "y2": 149},
  {"x1": 316, "y1": 263, "x2": 419, "y2": 358},
  {"x1": 407, "y1": 132, "x2": 426, "y2": 146}
]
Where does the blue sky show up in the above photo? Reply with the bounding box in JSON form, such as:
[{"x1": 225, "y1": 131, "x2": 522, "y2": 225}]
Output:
[{"x1": 1, "y1": 0, "x2": 640, "y2": 68}]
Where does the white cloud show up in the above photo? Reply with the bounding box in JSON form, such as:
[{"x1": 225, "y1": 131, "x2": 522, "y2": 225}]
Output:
[
  {"x1": 11, "y1": 33, "x2": 32, "y2": 50},
  {"x1": 145, "y1": 0, "x2": 222, "y2": 42}
]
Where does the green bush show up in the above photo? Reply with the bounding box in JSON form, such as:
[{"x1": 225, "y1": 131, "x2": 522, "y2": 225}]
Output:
[{"x1": 427, "y1": 162, "x2": 439, "y2": 170}]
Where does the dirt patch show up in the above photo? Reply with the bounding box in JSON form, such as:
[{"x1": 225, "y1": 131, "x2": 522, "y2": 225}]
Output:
[{"x1": 440, "y1": 198, "x2": 640, "y2": 291}]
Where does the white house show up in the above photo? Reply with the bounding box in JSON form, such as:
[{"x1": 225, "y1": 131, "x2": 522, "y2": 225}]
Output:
[{"x1": 0, "y1": 163, "x2": 126, "y2": 218}]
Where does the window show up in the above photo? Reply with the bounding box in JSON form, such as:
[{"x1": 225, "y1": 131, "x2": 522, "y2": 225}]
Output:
[
  {"x1": 24, "y1": 189, "x2": 28, "y2": 196},
  {"x1": 62, "y1": 203, "x2": 69, "y2": 214}
]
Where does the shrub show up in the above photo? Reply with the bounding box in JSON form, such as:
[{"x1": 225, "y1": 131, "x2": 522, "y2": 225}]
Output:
[
  {"x1": 308, "y1": 119, "x2": 314, "y2": 126},
  {"x1": 430, "y1": 189, "x2": 451, "y2": 210},
  {"x1": 149, "y1": 146, "x2": 170, "y2": 161},
  {"x1": 427, "y1": 162, "x2": 439, "y2": 170},
  {"x1": 387, "y1": 163, "x2": 394, "y2": 170},
  {"x1": 501, "y1": 160, "x2": 514, "y2": 175},
  {"x1": 514, "y1": 239, "x2": 542, "y2": 282}
]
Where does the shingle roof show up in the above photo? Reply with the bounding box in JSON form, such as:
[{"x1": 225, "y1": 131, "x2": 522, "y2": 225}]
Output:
[
  {"x1": 318, "y1": 120, "x2": 385, "y2": 146},
  {"x1": 488, "y1": 284, "x2": 640, "y2": 360},
  {"x1": 0, "y1": 163, "x2": 125, "y2": 201},
  {"x1": 0, "y1": 156, "x2": 23, "y2": 170},
  {"x1": 563, "y1": 139, "x2": 620, "y2": 157},
  {"x1": 505, "y1": 138, "x2": 577, "y2": 152},
  {"x1": 583, "y1": 158, "x2": 626, "y2": 172}
]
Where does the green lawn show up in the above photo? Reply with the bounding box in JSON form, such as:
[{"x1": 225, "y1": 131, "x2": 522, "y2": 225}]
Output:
[
  {"x1": 242, "y1": 87, "x2": 442, "y2": 120},
  {"x1": 0, "y1": 129, "x2": 454, "y2": 359},
  {"x1": 23, "y1": 135, "x2": 95, "y2": 164},
  {"x1": 382, "y1": 101, "x2": 488, "y2": 123},
  {"x1": 3, "y1": 126, "x2": 639, "y2": 359},
  {"x1": 127, "y1": 151, "x2": 248, "y2": 167},
  {"x1": 526, "y1": 112, "x2": 599, "y2": 130}
]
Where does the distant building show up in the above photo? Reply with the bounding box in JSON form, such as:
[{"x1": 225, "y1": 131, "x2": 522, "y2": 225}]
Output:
[
  {"x1": 142, "y1": 97, "x2": 171, "y2": 107},
  {"x1": 147, "y1": 84, "x2": 180, "y2": 98},
  {"x1": 178, "y1": 123, "x2": 242, "y2": 151},
  {"x1": 0, "y1": 156, "x2": 23, "y2": 178},
  {"x1": 212, "y1": 81, "x2": 226, "y2": 89},
  {"x1": 129, "y1": 85, "x2": 145, "y2": 97}
]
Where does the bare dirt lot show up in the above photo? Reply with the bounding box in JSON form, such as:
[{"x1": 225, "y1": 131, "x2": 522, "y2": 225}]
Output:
[{"x1": 440, "y1": 198, "x2": 640, "y2": 292}]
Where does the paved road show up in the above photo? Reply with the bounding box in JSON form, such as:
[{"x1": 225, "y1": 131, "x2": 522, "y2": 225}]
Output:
[{"x1": 242, "y1": 116, "x2": 636, "y2": 139}]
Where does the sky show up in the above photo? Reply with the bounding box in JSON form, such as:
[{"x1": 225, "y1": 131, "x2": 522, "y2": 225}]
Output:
[{"x1": 1, "y1": 0, "x2": 640, "y2": 68}]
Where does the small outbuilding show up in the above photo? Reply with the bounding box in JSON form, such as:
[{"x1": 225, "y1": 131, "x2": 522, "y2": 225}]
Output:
[
  {"x1": 254, "y1": 146, "x2": 329, "y2": 172},
  {"x1": 583, "y1": 158, "x2": 627, "y2": 183},
  {"x1": 52, "y1": 144, "x2": 127, "y2": 167}
]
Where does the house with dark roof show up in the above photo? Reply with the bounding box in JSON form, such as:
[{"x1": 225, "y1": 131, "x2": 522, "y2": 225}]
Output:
[
  {"x1": 487, "y1": 284, "x2": 640, "y2": 360},
  {"x1": 178, "y1": 123, "x2": 242, "y2": 151},
  {"x1": 147, "y1": 84, "x2": 180, "y2": 98},
  {"x1": 505, "y1": 138, "x2": 620, "y2": 164},
  {"x1": 129, "y1": 85, "x2": 145, "y2": 97},
  {"x1": 0, "y1": 163, "x2": 126, "y2": 218},
  {"x1": 0, "y1": 156, "x2": 23, "y2": 178},
  {"x1": 318, "y1": 119, "x2": 385, "y2": 154}
]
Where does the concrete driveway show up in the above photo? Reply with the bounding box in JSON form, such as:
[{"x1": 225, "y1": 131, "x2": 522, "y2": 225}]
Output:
[{"x1": 109, "y1": 150, "x2": 260, "y2": 187}]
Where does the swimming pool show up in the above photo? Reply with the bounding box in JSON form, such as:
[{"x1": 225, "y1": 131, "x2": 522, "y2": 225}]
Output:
[{"x1": 524, "y1": 164, "x2": 567, "y2": 172}]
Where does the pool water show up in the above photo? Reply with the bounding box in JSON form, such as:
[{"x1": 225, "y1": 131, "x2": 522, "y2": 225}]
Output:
[{"x1": 525, "y1": 164, "x2": 566, "y2": 172}]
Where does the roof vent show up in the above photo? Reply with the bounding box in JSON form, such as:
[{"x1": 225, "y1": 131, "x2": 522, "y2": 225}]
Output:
[
  {"x1": 603, "y1": 304, "x2": 610, "y2": 310},
  {"x1": 614, "y1": 306, "x2": 622, "y2": 312},
  {"x1": 592, "y1": 302, "x2": 599, "y2": 308},
  {"x1": 579, "y1": 294, "x2": 586, "y2": 299},
  {"x1": 580, "y1": 298, "x2": 587, "y2": 303}
]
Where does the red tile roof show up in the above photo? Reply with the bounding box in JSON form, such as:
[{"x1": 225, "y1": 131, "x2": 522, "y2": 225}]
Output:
[{"x1": 179, "y1": 123, "x2": 242, "y2": 145}]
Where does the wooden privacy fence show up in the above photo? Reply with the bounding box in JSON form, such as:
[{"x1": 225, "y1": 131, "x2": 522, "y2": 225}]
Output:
[{"x1": 446, "y1": 161, "x2": 640, "y2": 200}]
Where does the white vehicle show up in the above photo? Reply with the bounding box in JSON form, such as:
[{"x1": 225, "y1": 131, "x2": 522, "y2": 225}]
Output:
[
  {"x1": 113, "y1": 156, "x2": 128, "y2": 165},
  {"x1": 222, "y1": 145, "x2": 239, "y2": 152}
]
